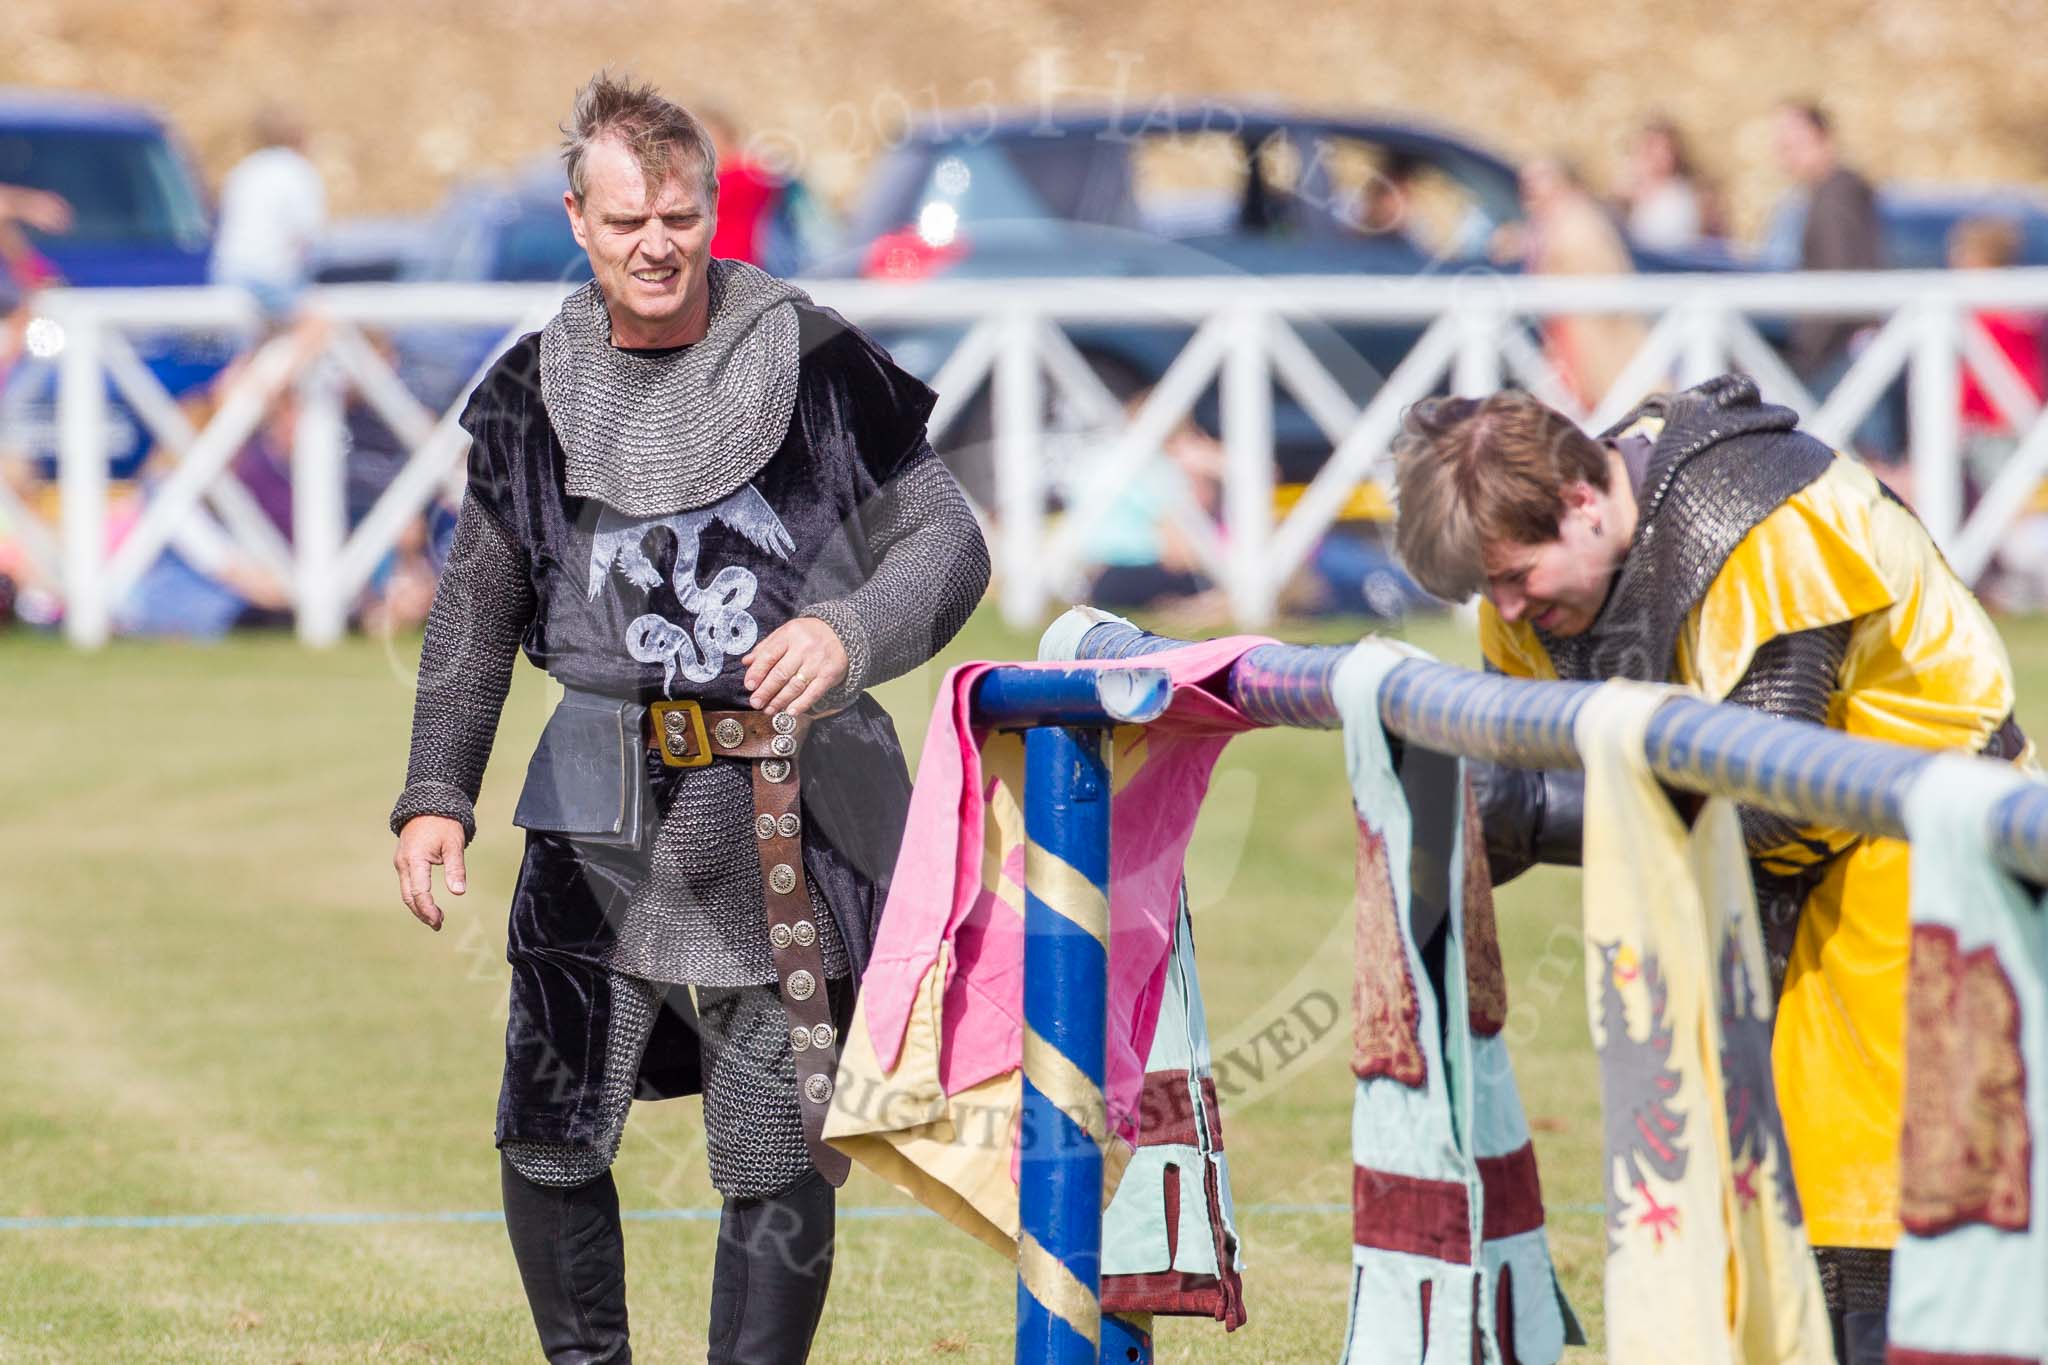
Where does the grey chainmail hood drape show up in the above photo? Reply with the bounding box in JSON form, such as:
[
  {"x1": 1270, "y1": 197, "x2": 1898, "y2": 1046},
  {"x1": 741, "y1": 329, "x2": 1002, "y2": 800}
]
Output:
[
  {"x1": 1535, "y1": 374, "x2": 1836, "y2": 684},
  {"x1": 540, "y1": 258, "x2": 807, "y2": 516}
]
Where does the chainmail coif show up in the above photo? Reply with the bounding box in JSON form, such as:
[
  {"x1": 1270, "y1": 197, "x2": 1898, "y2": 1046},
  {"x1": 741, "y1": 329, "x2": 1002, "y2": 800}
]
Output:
[
  {"x1": 540, "y1": 260, "x2": 806, "y2": 518},
  {"x1": 1537, "y1": 374, "x2": 1835, "y2": 686}
]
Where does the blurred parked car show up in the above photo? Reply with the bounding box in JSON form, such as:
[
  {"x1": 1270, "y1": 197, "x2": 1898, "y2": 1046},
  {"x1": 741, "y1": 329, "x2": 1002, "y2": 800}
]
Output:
[
  {"x1": 1874, "y1": 186, "x2": 2048, "y2": 269},
  {"x1": 0, "y1": 88, "x2": 231, "y2": 476},
  {"x1": 832, "y1": 106, "x2": 2048, "y2": 527},
  {"x1": 0, "y1": 88, "x2": 213, "y2": 288},
  {"x1": 309, "y1": 215, "x2": 431, "y2": 284},
  {"x1": 824, "y1": 107, "x2": 1751, "y2": 500},
  {"x1": 823, "y1": 105, "x2": 1592, "y2": 614}
]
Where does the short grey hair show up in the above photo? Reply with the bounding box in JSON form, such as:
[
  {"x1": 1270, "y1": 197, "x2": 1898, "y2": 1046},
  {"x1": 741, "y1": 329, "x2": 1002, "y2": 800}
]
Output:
[{"x1": 560, "y1": 71, "x2": 719, "y2": 206}]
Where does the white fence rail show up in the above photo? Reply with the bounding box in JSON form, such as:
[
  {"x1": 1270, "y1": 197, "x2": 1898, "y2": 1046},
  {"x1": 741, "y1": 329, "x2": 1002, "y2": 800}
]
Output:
[{"x1": 20, "y1": 268, "x2": 2048, "y2": 646}]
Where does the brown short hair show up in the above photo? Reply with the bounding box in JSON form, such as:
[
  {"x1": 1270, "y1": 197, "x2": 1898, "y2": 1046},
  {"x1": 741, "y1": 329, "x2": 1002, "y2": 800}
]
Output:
[
  {"x1": 1392, "y1": 391, "x2": 1610, "y2": 601},
  {"x1": 561, "y1": 71, "x2": 719, "y2": 206}
]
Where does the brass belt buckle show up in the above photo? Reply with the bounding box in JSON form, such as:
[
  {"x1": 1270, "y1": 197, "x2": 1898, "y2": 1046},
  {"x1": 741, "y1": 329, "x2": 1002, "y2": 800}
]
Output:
[{"x1": 649, "y1": 699, "x2": 712, "y2": 768}]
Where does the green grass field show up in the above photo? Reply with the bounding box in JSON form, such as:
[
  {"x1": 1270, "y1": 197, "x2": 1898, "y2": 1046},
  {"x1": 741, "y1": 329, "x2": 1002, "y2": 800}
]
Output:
[{"x1": 6, "y1": 608, "x2": 2048, "y2": 1363}]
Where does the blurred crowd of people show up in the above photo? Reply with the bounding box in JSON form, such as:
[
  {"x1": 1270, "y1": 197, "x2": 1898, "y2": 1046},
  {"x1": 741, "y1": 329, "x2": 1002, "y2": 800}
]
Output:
[
  {"x1": 1093, "y1": 98, "x2": 2048, "y2": 620},
  {"x1": 0, "y1": 106, "x2": 445, "y2": 639},
  {"x1": 5, "y1": 94, "x2": 2048, "y2": 637},
  {"x1": 1507, "y1": 100, "x2": 2045, "y2": 442}
]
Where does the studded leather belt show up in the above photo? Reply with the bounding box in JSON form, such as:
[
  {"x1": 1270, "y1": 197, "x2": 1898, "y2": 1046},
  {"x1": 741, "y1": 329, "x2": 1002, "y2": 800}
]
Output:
[{"x1": 644, "y1": 698, "x2": 851, "y2": 1187}]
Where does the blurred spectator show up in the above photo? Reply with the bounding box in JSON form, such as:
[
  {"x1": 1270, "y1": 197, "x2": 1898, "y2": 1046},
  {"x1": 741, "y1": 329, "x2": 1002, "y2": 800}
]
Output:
[
  {"x1": 342, "y1": 354, "x2": 412, "y2": 528},
  {"x1": 1303, "y1": 527, "x2": 1431, "y2": 619},
  {"x1": 0, "y1": 458, "x2": 58, "y2": 629},
  {"x1": 115, "y1": 360, "x2": 296, "y2": 636},
  {"x1": 113, "y1": 326, "x2": 441, "y2": 637},
  {"x1": 356, "y1": 511, "x2": 441, "y2": 635},
  {"x1": 1354, "y1": 152, "x2": 1421, "y2": 240},
  {"x1": 1514, "y1": 156, "x2": 1650, "y2": 410},
  {"x1": 1953, "y1": 217, "x2": 2044, "y2": 469},
  {"x1": 0, "y1": 182, "x2": 72, "y2": 628},
  {"x1": 210, "y1": 105, "x2": 327, "y2": 316},
  {"x1": 699, "y1": 107, "x2": 830, "y2": 277},
  {"x1": 331, "y1": 327, "x2": 444, "y2": 633},
  {"x1": 1758, "y1": 189, "x2": 1810, "y2": 271},
  {"x1": 1947, "y1": 217, "x2": 2048, "y2": 609},
  {"x1": 1772, "y1": 101, "x2": 1885, "y2": 375},
  {"x1": 1081, "y1": 399, "x2": 1227, "y2": 617},
  {"x1": 1620, "y1": 116, "x2": 1716, "y2": 252},
  {"x1": 0, "y1": 184, "x2": 72, "y2": 299},
  {"x1": 700, "y1": 107, "x2": 778, "y2": 267},
  {"x1": 1355, "y1": 152, "x2": 1495, "y2": 260},
  {"x1": 1772, "y1": 99, "x2": 1900, "y2": 471}
]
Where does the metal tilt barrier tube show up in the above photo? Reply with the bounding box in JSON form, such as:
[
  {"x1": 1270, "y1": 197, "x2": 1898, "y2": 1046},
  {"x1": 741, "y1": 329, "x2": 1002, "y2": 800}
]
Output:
[
  {"x1": 1069, "y1": 613, "x2": 2048, "y2": 884},
  {"x1": 971, "y1": 666, "x2": 1171, "y2": 1365}
]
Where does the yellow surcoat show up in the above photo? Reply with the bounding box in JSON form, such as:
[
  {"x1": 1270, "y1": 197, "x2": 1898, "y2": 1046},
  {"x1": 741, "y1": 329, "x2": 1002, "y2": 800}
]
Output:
[{"x1": 1481, "y1": 451, "x2": 2023, "y2": 1248}]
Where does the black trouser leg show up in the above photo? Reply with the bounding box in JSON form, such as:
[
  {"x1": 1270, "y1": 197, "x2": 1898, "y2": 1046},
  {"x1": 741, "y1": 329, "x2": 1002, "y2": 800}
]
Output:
[
  {"x1": 500, "y1": 1154, "x2": 632, "y2": 1364},
  {"x1": 1833, "y1": 1309, "x2": 1889, "y2": 1365},
  {"x1": 1815, "y1": 1246, "x2": 1890, "y2": 1365},
  {"x1": 706, "y1": 1170, "x2": 835, "y2": 1365}
]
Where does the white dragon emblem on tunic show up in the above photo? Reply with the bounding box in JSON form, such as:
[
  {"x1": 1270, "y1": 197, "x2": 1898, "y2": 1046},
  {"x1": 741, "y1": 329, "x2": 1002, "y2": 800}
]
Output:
[{"x1": 585, "y1": 486, "x2": 796, "y2": 694}]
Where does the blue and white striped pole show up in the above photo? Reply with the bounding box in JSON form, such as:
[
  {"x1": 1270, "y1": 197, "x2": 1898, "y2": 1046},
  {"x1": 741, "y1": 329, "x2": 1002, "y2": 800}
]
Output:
[
  {"x1": 972, "y1": 667, "x2": 1168, "y2": 1365},
  {"x1": 1017, "y1": 721, "x2": 1111, "y2": 1363}
]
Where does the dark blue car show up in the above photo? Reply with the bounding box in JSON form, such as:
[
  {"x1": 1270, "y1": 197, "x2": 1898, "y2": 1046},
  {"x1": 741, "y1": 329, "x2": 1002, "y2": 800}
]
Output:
[
  {"x1": 0, "y1": 88, "x2": 227, "y2": 475},
  {"x1": 0, "y1": 87, "x2": 213, "y2": 289}
]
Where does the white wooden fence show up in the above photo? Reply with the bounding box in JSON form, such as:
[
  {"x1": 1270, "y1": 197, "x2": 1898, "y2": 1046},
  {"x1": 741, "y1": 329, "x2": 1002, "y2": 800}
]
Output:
[{"x1": 17, "y1": 267, "x2": 2048, "y2": 645}]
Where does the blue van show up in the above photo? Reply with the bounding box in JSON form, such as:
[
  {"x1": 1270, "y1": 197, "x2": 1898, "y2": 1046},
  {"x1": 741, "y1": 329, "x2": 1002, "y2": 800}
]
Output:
[{"x1": 0, "y1": 88, "x2": 227, "y2": 475}]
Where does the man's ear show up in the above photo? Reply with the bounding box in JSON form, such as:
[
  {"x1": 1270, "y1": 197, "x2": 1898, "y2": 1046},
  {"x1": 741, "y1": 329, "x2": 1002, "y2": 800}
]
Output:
[
  {"x1": 564, "y1": 191, "x2": 588, "y2": 251},
  {"x1": 1559, "y1": 480, "x2": 1601, "y2": 513}
]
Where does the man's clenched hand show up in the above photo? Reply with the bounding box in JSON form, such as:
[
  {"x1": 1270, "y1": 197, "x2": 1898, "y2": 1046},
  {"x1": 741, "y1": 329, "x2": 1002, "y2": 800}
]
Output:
[{"x1": 395, "y1": 814, "x2": 467, "y2": 931}]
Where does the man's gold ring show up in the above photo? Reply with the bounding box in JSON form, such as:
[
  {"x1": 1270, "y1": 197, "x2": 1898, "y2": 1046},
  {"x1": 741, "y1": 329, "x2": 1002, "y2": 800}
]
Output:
[{"x1": 793, "y1": 671, "x2": 808, "y2": 688}]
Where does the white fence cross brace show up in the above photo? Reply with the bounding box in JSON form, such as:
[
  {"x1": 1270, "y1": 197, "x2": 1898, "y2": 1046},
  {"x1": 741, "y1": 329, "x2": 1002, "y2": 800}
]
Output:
[{"x1": 22, "y1": 268, "x2": 2048, "y2": 644}]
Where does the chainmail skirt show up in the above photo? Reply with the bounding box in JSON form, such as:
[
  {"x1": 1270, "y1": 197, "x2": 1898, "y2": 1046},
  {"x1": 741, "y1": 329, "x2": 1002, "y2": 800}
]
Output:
[{"x1": 501, "y1": 969, "x2": 840, "y2": 1199}]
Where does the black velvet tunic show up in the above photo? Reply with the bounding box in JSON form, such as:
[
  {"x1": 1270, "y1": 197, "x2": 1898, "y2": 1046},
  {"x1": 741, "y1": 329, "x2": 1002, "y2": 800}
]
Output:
[{"x1": 457, "y1": 305, "x2": 939, "y2": 1147}]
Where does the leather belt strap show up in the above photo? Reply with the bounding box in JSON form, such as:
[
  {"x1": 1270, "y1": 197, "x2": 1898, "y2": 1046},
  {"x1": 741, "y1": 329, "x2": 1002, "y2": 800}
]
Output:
[{"x1": 645, "y1": 702, "x2": 850, "y2": 1186}]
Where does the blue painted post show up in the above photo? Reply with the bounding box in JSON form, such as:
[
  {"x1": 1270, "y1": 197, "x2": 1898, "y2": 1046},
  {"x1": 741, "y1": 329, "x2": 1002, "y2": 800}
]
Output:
[
  {"x1": 971, "y1": 665, "x2": 1164, "y2": 1363},
  {"x1": 1017, "y1": 722, "x2": 1113, "y2": 1364}
]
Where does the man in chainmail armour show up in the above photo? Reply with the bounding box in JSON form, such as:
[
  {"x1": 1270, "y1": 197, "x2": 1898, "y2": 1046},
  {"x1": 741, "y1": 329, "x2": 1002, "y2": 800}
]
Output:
[
  {"x1": 389, "y1": 73, "x2": 989, "y2": 1363},
  {"x1": 1391, "y1": 378, "x2": 2030, "y2": 1365}
]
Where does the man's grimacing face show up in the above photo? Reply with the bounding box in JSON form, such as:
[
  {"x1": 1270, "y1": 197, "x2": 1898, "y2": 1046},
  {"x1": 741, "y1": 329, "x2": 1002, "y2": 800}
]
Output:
[
  {"x1": 565, "y1": 135, "x2": 716, "y2": 338},
  {"x1": 1478, "y1": 482, "x2": 1624, "y2": 637}
]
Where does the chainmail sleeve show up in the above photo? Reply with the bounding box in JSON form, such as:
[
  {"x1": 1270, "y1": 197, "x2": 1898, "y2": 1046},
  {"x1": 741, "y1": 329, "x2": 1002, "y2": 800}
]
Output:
[
  {"x1": 1721, "y1": 622, "x2": 1854, "y2": 859},
  {"x1": 387, "y1": 494, "x2": 537, "y2": 843},
  {"x1": 801, "y1": 443, "x2": 991, "y2": 710}
]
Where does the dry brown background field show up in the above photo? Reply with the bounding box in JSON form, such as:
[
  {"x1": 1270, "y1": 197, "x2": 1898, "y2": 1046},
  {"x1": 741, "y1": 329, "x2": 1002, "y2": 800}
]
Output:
[{"x1": 8, "y1": 0, "x2": 2048, "y2": 235}]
